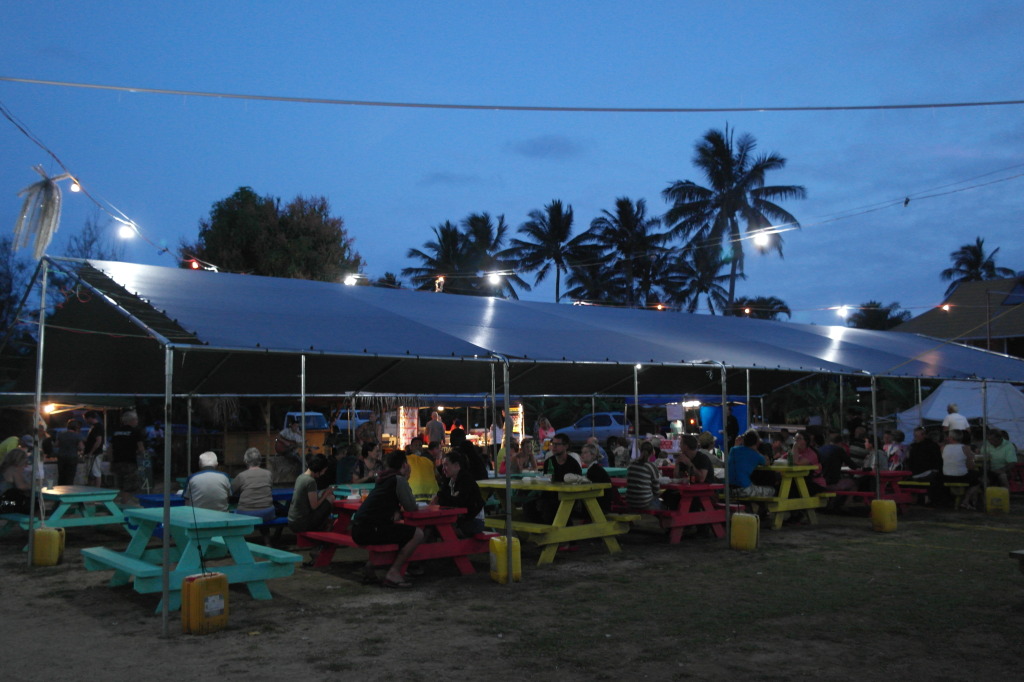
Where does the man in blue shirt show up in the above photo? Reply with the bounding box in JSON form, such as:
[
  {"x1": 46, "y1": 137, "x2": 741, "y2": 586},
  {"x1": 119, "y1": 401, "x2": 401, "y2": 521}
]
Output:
[{"x1": 728, "y1": 431, "x2": 775, "y2": 498}]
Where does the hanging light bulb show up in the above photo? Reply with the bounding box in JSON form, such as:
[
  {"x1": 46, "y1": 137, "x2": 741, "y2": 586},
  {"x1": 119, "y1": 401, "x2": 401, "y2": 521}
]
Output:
[{"x1": 118, "y1": 223, "x2": 136, "y2": 239}]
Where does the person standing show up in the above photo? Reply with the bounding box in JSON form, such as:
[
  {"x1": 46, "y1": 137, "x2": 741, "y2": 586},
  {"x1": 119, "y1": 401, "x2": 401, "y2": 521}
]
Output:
[
  {"x1": 406, "y1": 438, "x2": 439, "y2": 502},
  {"x1": 942, "y1": 403, "x2": 970, "y2": 436},
  {"x1": 425, "y1": 412, "x2": 446, "y2": 447},
  {"x1": 83, "y1": 411, "x2": 105, "y2": 486},
  {"x1": 109, "y1": 411, "x2": 145, "y2": 496},
  {"x1": 54, "y1": 418, "x2": 84, "y2": 486}
]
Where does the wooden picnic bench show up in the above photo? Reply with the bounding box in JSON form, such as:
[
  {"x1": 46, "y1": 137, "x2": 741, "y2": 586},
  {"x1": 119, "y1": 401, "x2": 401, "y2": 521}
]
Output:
[
  {"x1": 297, "y1": 502, "x2": 495, "y2": 575},
  {"x1": 729, "y1": 465, "x2": 835, "y2": 530},
  {"x1": 898, "y1": 480, "x2": 969, "y2": 507}
]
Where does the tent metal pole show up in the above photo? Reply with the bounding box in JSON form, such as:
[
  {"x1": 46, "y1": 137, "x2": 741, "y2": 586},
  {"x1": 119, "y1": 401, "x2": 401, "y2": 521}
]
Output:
[
  {"x1": 187, "y1": 396, "x2": 193, "y2": 476},
  {"x1": 916, "y1": 379, "x2": 923, "y2": 428},
  {"x1": 838, "y1": 378, "x2": 844, "y2": 433},
  {"x1": 981, "y1": 380, "x2": 988, "y2": 489},
  {"x1": 27, "y1": 260, "x2": 48, "y2": 568},
  {"x1": 161, "y1": 347, "x2": 173, "y2": 636},
  {"x1": 717, "y1": 362, "x2": 731, "y2": 546},
  {"x1": 301, "y1": 355, "x2": 307, "y2": 472},
  {"x1": 591, "y1": 395, "x2": 596, "y2": 440},
  {"x1": 745, "y1": 368, "x2": 753, "y2": 428},
  {"x1": 490, "y1": 364, "x2": 498, "y2": 468},
  {"x1": 871, "y1": 375, "x2": 880, "y2": 498},
  {"x1": 633, "y1": 365, "x2": 640, "y2": 444},
  {"x1": 492, "y1": 354, "x2": 515, "y2": 586}
]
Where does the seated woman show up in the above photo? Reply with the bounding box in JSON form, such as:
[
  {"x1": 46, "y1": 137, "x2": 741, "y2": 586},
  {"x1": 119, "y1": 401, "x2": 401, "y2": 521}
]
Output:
[
  {"x1": 351, "y1": 441, "x2": 382, "y2": 484},
  {"x1": 1, "y1": 448, "x2": 32, "y2": 515},
  {"x1": 937, "y1": 429, "x2": 981, "y2": 510},
  {"x1": 625, "y1": 441, "x2": 662, "y2": 510},
  {"x1": 232, "y1": 447, "x2": 276, "y2": 544},
  {"x1": 580, "y1": 442, "x2": 613, "y2": 513},
  {"x1": 790, "y1": 430, "x2": 826, "y2": 495},
  {"x1": 433, "y1": 450, "x2": 485, "y2": 537},
  {"x1": 496, "y1": 437, "x2": 520, "y2": 475},
  {"x1": 517, "y1": 437, "x2": 539, "y2": 472}
]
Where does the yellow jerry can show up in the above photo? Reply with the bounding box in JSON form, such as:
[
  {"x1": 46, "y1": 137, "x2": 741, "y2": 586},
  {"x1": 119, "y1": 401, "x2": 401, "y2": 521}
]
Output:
[
  {"x1": 182, "y1": 572, "x2": 229, "y2": 635},
  {"x1": 729, "y1": 512, "x2": 759, "y2": 551},
  {"x1": 871, "y1": 499, "x2": 898, "y2": 532},
  {"x1": 985, "y1": 486, "x2": 1009, "y2": 514},
  {"x1": 31, "y1": 527, "x2": 65, "y2": 566},
  {"x1": 489, "y1": 535, "x2": 521, "y2": 584}
]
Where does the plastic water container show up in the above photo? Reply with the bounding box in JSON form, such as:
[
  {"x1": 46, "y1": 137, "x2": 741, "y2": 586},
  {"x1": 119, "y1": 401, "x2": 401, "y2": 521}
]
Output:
[
  {"x1": 31, "y1": 527, "x2": 65, "y2": 566},
  {"x1": 182, "y1": 572, "x2": 229, "y2": 634},
  {"x1": 985, "y1": 486, "x2": 1010, "y2": 514},
  {"x1": 729, "y1": 512, "x2": 759, "y2": 550},
  {"x1": 870, "y1": 499, "x2": 898, "y2": 532},
  {"x1": 489, "y1": 535, "x2": 521, "y2": 584}
]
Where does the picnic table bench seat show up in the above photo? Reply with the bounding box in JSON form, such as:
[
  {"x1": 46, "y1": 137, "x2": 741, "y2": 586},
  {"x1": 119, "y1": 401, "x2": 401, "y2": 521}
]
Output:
[
  {"x1": 0, "y1": 512, "x2": 31, "y2": 532},
  {"x1": 207, "y1": 537, "x2": 302, "y2": 564},
  {"x1": 1011, "y1": 550, "x2": 1024, "y2": 575},
  {"x1": 297, "y1": 529, "x2": 496, "y2": 571},
  {"x1": 898, "y1": 480, "x2": 969, "y2": 506},
  {"x1": 81, "y1": 546, "x2": 163, "y2": 579}
]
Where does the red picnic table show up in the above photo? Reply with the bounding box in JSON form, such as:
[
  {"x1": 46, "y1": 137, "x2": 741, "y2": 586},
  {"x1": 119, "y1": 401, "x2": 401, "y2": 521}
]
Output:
[
  {"x1": 612, "y1": 477, "x2": 726, "y2": 543},
  {"x1": 297, "y1": 499, "x2": 491, "y2": 575},
  {"x1": 837, "y1": 469, "x2": 914, "y2": 511}
]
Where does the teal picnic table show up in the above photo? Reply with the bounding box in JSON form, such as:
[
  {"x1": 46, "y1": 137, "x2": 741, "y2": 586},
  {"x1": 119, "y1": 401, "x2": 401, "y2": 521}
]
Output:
[
  {"x1": 81, "y1": 506, "x2": 301, "y2": 613},
  {"x1": 24, "y1": 485, "x2": 126, "y2": 531}
]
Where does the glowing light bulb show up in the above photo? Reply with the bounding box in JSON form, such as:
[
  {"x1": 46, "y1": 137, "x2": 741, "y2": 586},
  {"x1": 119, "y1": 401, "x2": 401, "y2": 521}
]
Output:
[
  {"x1": 343, "y1": 275, "x2": 358, "y2": 286},
  {"x1": 487, "y1": 273, "x2": 501, "y2": 285},
  {"x1": 43, "y1": 403, "x2": 57, "y2": 414},
  {"x1": 69, "y1": 182, "x2": 81, "y2": 193},
  {"x1": 837, "y1": 305, "x2": 850, "y2": 319},
  {"x1": 941, "y1": 304, "x2": 951, "y2": 312},
  {"x1": 753, "y1": 231, "x2": 770, "y2": 248},
  {"x1": 118, "y1": 224, "x2": 136, "y2": 239}
]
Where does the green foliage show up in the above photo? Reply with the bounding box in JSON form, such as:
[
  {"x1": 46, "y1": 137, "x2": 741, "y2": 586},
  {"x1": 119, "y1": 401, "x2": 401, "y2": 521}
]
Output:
[
  {"x1": 726, "y1": 295, "x2": 791, "y2": 320},
  {"x1": 939, "y1": 236, "x2": 1016, "y2": 296},
  {"x1": 180, "y1": 187, "x2": 364, "y2": 281},
  {"x1": 846, "y1": 300, "x2": 910, "y2": 330},
  {"x1": 588, "y1": 197, "x2": 672, "y2": 309},
  {"x1": 661, "y1": 125, "x2": 806, "y2": 306},
  {"x1": 402, "y1": 212, "x2": 529, "y2": 299}
]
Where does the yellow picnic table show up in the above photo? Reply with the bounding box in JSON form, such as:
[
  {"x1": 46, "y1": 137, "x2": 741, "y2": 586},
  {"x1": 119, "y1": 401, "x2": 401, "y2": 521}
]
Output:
[
  {"x1": 478, "y1": 479, "x2": 632, "y2": 565},
  {"x1": 736, "y1": 464, "x2": 834, "y2": 530}
]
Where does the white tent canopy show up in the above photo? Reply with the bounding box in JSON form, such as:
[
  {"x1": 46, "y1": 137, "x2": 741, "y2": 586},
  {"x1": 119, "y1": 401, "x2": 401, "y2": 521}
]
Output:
[
  {"x1": 18, "y1": 257, "x2": 1024, "y2": 400},
  {"x1": 896, "y1": 380, "x2": 1024, "y2": 447}
]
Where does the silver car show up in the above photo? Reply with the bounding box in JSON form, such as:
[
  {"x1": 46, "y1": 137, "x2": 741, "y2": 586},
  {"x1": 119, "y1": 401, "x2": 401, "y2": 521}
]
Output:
[{"x1": 554, "y1": 412, "x2": 632, "y2": 447}]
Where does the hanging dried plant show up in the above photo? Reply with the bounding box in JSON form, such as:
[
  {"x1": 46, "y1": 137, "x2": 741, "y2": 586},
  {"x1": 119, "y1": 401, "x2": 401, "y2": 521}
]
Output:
[{"x1": 13, "y1": 165, "x2": 71, "y2": 260}]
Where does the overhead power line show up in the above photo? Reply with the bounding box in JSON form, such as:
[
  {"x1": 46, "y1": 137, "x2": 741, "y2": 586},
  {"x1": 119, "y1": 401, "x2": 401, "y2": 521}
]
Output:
[{"x1": 2, "y1": 76, "x2": 1023, "y2": 113}]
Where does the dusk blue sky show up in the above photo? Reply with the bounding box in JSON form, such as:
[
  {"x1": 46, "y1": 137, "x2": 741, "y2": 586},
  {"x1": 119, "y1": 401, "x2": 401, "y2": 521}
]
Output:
[{"x1": 2, "y1": 1, "x2": 1022, "y2": 325}]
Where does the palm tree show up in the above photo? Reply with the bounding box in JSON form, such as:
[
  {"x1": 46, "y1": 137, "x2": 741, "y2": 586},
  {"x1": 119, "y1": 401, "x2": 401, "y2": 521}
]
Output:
[
  {"x1": 939, "y1": 236, "x2": 1016, "y2": 296},
  {"x1": 726, "y1": 295, "x2": 792, "y2": 320},
  {"x1": 403, "y1": 221, "x2": 476, "y2": 294},
  {"x1": 846, "y1": 301, "x2": 910, "y2": 330},
  {"x1": 662, "y1": 243, "x2": 734, "y2": 314},
  {"x1": 461, "y1": 212, "x2": 530, "y2": 299},
  {"x1": 588, "y1": 197, "x2": 672, "y2": 308},
  {"x1": 500, "y1": 200, "x2": 598, "y2": 302},
  {"x1": 564, "y1": 261, "x2": 628, "y2": 305},
  {"x1": 661, "y1": 126, "x2": 806, "y2": 307}
]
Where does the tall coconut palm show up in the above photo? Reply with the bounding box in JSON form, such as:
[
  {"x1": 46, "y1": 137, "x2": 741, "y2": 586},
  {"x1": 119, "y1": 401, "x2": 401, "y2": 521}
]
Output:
[
  {"x1": 662, "y1": 243, "x2": 734, "y2": 314},
  {"x1": 461, "y1": 212, "x2": 530, "y2": 299},
  {"x1": 500, "y1": 200, "x2": 598, "y2": 302},
  {"x1": 727, "y1": 295, "x2": 792, "y2": 320},
  {"x1": 939, "y1": 236, "x2": 1016, "y2": 296},
  {"x1": 403, "y1": 221, "x2": 476, "y2": 294},
  {"x1": 661, "y1": 126, "x2": 806, "y2": 307},
  {"x1": 588, "y1": 197, "x2": 673, "y2": 308}
]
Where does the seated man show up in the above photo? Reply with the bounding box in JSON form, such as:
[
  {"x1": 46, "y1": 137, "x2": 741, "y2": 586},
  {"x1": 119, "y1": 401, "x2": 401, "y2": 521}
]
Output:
[
  {"x1": 287, "y1": 453, "x2": 335, "y2": 535},
  {"x1": 350, "y1": 451, "x2": 425, "y2": 588},
  {"x1": 674, "y1": 434, "x2": 718, "y2": 484},
  {"x1": 626, "y1": 441, "x2": 662, "y2": 510},
  {"x1": 182, "y1": 451, "x2": 231, "y2": 511},
  {"x1": 728, "y1": 431, "x2": 775, "y2": 498},
  {"x1": 980, "y1": 429, "x2": 1017, "y2": 487},
  {"x1": 525, "y1": 433, "x2": 582, "y2": 523},
  {"x1": 433, "y1": 450, "x2": 485, "y2": 537}
]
